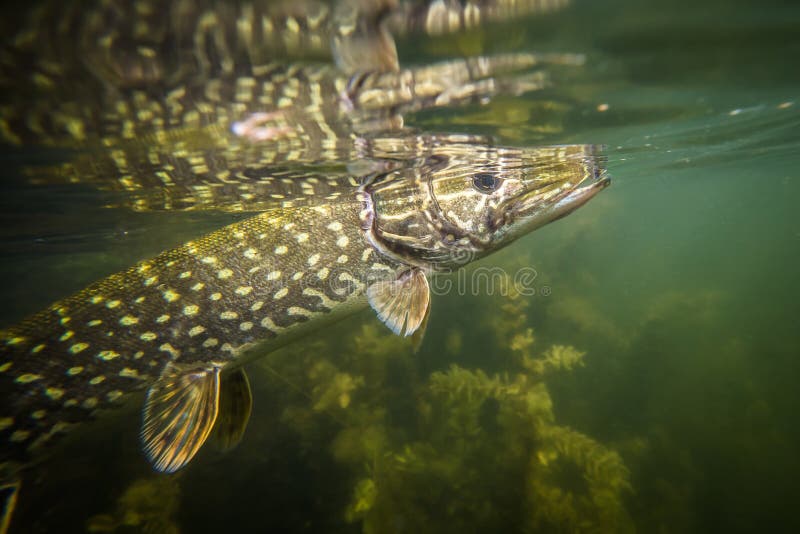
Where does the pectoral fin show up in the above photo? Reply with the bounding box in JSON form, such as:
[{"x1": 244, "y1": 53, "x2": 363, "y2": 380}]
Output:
[
  {"x1": 141, "y1": 362, "x2": 221, "y2": 473},
  {"x1": 410, "y1": 301, "x2": 431, "y2": 353},
  {"x1": 367, "y1": 268, "x2": 430, "y2": 337},
  {"x1": 212, "y1": 368, "x2": 253, "y2": 452}
]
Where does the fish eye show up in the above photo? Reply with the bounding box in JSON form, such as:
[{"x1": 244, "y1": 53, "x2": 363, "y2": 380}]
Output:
[{"x1": 472, "y1": 173, "x2": 502, "y2": 193}]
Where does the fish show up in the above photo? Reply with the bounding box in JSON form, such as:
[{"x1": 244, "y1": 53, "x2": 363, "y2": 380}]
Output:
[
  {"x1": 0, "y1": 0, "x2": 572, "y2": 89},
  {"x1": 0, "y1": 3, "x2": 595, "y2": 530},
  {"x1": 1, "y1": 0, "x2": 580, "y2": 153},
  {"x1": 0, "y1": 139, "x2": 609, "y2": 529},
  {"x1": 7, "y1": 50, "x2": 579, "y2": 213}
]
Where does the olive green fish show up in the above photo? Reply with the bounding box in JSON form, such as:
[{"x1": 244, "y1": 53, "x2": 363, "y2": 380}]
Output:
[
  {"x1": 8, "y1": 51, "x2": 580, "y2": 214},
  {"x1": 0, "y1": 3, "x2": 593, "y2": 530},
  {"x1": 0, "y1": 140, "x2": 608, "y2": 510},
  {"x1": 0, "y1": 0, "x2": 571, "y2": 89}
]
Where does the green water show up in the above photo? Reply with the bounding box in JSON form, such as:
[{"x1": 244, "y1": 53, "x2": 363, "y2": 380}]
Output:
[{"x1": 2, "y1": 0, "x2": 799, "y2": 532}]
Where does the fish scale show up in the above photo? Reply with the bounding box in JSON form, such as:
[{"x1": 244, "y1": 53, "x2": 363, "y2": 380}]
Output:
[
  {"x1": 0, "y1": 138, "x2": 608, "y2": 476},
  {"x1": 1, "y1": 0, "x2": 571, "y2": 87},
  {"x1": 0, "y1": 197, "x2": 391, "y2": 462},
  {"x1": 14, "y1": 52, "x2": 563, "y2": 215}
]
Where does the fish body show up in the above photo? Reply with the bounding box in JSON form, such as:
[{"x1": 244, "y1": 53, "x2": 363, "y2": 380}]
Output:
[
  {"x1": 0, "y1": 196, "x2": 381, "y2": 466},
  {"x1": 0, "y1": 141, "x2": 608, "y2": 475},
  {"x1": 7, "y1": 51, "x2": 568, "y2": 215},
  {"x1": 1, "y1": 0, "x2": 571, "y2": 87}
]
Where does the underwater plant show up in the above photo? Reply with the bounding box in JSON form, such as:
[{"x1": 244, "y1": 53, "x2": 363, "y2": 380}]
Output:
[
  {"x1": 86, "y1": 476, "x2": 181, "y2": 533},
  {"x1": 336, "y1": 358, "x2": 633, "y2": 534},
  {"x1": 250, "y1": 269, "x2": 634, "y2": 533}
]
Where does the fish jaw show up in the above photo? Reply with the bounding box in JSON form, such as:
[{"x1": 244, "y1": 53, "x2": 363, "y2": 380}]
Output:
[
  {"x1": 545, "y1": 173, "x2": 611, "y2": 222},
  {"x1": 509, "y1": 170, "x2": 610, "y2": 231},
  {"x1": 490, "y1": 147, "x2": 610, "y2": 246}
]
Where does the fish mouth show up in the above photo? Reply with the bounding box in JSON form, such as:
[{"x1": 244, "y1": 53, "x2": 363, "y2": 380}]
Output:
[
  {"x1": 496, "y1": 156, "x2": 610, "y2": 239},
  {"x1": 547, "y1": 170, "x2": 611, "y2": 222}
]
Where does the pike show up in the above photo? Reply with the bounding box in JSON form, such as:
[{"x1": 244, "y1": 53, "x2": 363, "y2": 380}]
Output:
[
  {"x1": 8, "y1": 53, "x2": 570, "y2": 211},
  {"x1": 0, "y1": 139, "x2": 609, "y2": 527},
  {"x1": 1, "y1": 0, "x2": 571, "y2": 88},
  {"x1": 0, "y1": 3, "x2": 595, "y2": 530}
]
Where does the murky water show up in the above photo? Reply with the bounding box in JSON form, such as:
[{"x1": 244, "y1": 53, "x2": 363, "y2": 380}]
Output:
[{"x1": 2, "y1": 0, "x2": 799, "y2": 532}]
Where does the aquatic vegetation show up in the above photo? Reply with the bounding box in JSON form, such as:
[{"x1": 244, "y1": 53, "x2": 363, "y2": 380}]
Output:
[
  {"x1": 329, "y1": 354, "x2": 633, "y2": 533},
  {"x1": 523, "y1": 344, "x2": 586, "y2": 376},
  {"x1": 86, "y1": 476, "x2": 181, "y2": 533},
  {"x1": 251, "y1": 264, "x2": 633, "y2": 533},
  {"x1": 528, "y1": 424, "x2": 633, "y2": 533},
  {"x1": 308, "y1": 360, "x2": 364, "y2": 412}
]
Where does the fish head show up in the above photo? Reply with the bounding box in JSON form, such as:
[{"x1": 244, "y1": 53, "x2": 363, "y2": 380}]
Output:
[{"x1": 366, "y1": 142, "x2": 609, "y2": 269}]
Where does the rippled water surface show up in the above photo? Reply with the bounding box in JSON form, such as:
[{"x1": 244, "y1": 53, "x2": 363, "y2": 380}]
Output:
[{"x1": 2, "y1": 0, "x2": 799, "y2": 532}]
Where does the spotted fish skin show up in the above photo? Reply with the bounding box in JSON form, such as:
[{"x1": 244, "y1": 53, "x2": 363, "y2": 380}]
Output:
[
  {"x1": 1, "y1": 0, "x2": 571, "y2": 150},
  {"x1": 0, "y1": 139, "x2": 608, "y2": 471},
  {"x1": 10, "y1": 53, "x2": 557, "y2": 216},
  {"x1": 0, "y1": 195, "x2": 392, "y2": 466},
  {"x1": 1, "y1": 0, "x2": 570, "y2": 88},
  {"x1": 4, "y1": 53, "x2": 549, "y2": 147}
]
